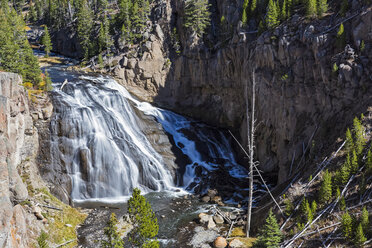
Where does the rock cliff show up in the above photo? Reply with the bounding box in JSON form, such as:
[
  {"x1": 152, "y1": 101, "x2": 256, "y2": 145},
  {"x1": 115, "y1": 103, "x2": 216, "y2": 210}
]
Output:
[
  {"x1": 0, "y1": 72, "x2": 41, "y2": 247},
  {"x1": 112, "y1": 4, "x2": 372, "y2": 183}
]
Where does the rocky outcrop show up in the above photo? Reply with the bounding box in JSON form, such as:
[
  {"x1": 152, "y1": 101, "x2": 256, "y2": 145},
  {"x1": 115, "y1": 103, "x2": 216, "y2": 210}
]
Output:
[
  {"x1": 0, "y1": 72, "x2": 41, "y2": 247},
  {"x1": 114, "y1": 5, "x2": 372, "y2": 183}
]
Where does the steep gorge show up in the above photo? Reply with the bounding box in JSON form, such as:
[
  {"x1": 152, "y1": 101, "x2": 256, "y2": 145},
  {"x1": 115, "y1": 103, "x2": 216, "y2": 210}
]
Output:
[{"x1": 110, "y1": 2, "x2": 372, "y2": 184}]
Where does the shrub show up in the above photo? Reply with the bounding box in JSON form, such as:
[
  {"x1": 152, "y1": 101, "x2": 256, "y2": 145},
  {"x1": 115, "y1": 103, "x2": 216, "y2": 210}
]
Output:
[
  {"x1": 253, "y1": 209, "x2": 282, "y2": 248},
  {"x1": 341, "y1": 212, "x2": 353, "y2": 240},
  {"x1": 127, "y1": 188, "x2": 159, "y2": 248},
  {"x1": 354, "y1": 223, "x2": 367, "y2": 247},
  {"x1": 319, "y1": 169, "x2": 332, "y2": 204},
  {"x1": 101, "y1": 213, "x2": 124, "y2": 248}
]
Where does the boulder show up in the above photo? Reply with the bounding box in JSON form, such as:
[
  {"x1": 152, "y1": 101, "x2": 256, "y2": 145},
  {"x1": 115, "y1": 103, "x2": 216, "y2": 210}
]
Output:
[
  {"x1": 228, "y1": 238, "x2": 244, "y2": 248},
  {"x1": 201, "y1": 195, "x2": 211, "y2": 202},
  {"x1": 213, "y1": 215, "x2": 224, "y2": 224},
  {"x1": 33, "y1": 206, "x2": 43, "y2": 220},
  {"x1": 213, "y1": 237, "x2": 227, "y2": 248},
  {"x1": 207, "y1": 216, "x2": 216, "y2": 229},
  {"x1": 199, "y1": 213, "x2": 210, "y2": 223}
]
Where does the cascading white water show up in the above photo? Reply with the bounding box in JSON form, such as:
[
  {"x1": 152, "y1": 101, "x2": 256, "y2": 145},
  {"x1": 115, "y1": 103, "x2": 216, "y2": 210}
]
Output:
[{"x1": 50, "y1": 74, "x2": 248, "y2": 203}]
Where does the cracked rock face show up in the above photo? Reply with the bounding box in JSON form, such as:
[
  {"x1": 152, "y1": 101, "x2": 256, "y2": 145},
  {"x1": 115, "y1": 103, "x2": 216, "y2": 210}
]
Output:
[
  {"x1": 113, "y1": 5, "x2": 372, "y2": 184},
  {"x1": 0, "y1": 72, "x2": 41, "y2": 247}
]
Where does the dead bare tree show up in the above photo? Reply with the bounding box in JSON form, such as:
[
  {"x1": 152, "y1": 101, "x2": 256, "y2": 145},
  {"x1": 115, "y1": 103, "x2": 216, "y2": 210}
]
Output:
[{"x1": 246, "y1": 71, "x2": 257, "y2": 238}]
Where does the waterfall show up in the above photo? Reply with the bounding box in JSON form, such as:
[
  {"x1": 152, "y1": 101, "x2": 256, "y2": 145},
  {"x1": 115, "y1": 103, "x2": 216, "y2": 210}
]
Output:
[{"x1": 50, "y1": 74, "x2": 248, "y2": 203}]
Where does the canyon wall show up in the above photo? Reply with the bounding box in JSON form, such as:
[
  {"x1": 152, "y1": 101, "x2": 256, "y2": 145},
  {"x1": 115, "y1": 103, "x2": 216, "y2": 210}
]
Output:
[
  {"x1": 0, "y1": 73, "x2": 42, "y2": 247},
  {"x1": 114, "y1": 4, "x2": 372, "y2": 183}
]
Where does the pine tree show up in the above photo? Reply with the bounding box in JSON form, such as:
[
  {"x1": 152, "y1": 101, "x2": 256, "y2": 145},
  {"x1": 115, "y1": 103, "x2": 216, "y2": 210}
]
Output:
[
  {"x1": 337, "y1": 23, "x2": 346, "y2": 51},
  {"x1": 354, "y1": 223, "x2": 367, "y2": 247},
  {"x1": 29, "y1": 2, "x2": 37, "y2": 23},
  {"x1": 281, "y1": 0, "x2": 287, "y2": 21},
  {"x1": 35, "y1": 0, "x2": 42, "y2": 20},
  {"x1": 117, "y1": 0, "x2": 132, "y2": 42},
  {"x1": 42, "y1": 26, "x2": 52, "y2": 57},
  {"x1": 286, "y1": 0, "x2": 292, "y2": 17},
  {"x1": 76, "y1": 0, "x2": 93, "y2": 59},
  {"x1": 345, "y1": 128, "x2": 354, "y2": 153},
  {"x1": 253, "y1": 209, "x2": 282, "y2": 248},
  {"x1": 353, "y1": 117, "x2": 365, "y2": 156},
  {"x1": 266, "y1": 0, "x2": 279, "y2": 29},
  {"x1": 319, "y1": 169, "x2": 332, "y2": 204},
  {"x1": 300, "y1": 197, "x2": 313, "y2": 223},
  {"x1": 306, "y1": 0, "x2": 317, "y2": 17},
  {"x1": 242, "y1": 0, "x2": 249, "y2": 25},
  {"x1": 317, "y1": 0, "x2": 327, "y2": 17},
  {"x1": 242, "y1": 8, "x2": 248, "y2": 26},
  {"x1": 101, "y1": 213, "x2": 124, "y2": 248},
  {"x1": 127, "y1": 188, "x2": 159, "y2": 248},
  {"x1": 351, "y1": 149, "x2": 359, "y2": 174},
  {"x1": 37, "y1": 230, "x2": 49, "y2": 248},
  {"x1": 359, "y1": 175, "x2": 366, "y2": 197},
  {"x1": 367, "y1": 149, "x2": 372, "y2": 176},
  {"x1": 361, "y1": 207, "x2": 369, "y2": 232},
  {"x1": 311, "y1": 200, "x2": 317, "y2": 214},
  {"x1": 341, "y1": 212, "x2": 353, "y2": 240},
  {"x1": 184, "y1": 0, "x2": 211, "y2": 37},
  {"x1": 250, "y1": 0, "x2": 257, "y2": 15}
]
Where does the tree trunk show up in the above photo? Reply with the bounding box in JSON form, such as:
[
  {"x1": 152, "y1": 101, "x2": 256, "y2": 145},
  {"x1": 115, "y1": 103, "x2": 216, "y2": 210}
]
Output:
[{"x1": 246, "y1": 72, "x2": 256, "y2": 237}]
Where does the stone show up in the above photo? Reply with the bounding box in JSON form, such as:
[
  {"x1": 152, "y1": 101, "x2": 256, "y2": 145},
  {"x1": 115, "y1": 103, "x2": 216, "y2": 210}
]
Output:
[
  {"x1": 213, "y1": 237, "x2": 227, "y2": 248},
  {"x1": 33, "y1": 206, "x2": 43, "y2": 220},
  {"x1": 207, "y1": 189, "x2": 218, "y2": 198},
  {"x1": 190, "y1": 226, "x2": 218, "y2": 248},
  {"x1": 127, "y1": 59, "x2": 137, "y2": 69},
  {"x1": 121, "y1": 56, "x2": 128, "y2": 67},
  {"x1": 207, "y1": 216, "x2": 216, "y2": 229},
  {"x1": 42, "y1": 103, "x2": 53, "y2": 120},
  {"x1": 65, "y1": 223, "x2": 72, "y2": 227},
  {"x1": 228, "y1": 238, "x2": 244, "y2": 248},
  {"x1": 154, "y1": 24, "x2": 164, "y2": 41},
  {"x1": 201, "y1": 195, "x2": 210, "y2": 202},
  {"x1": 213, "y1": 215, "x2": 224, "y2": 224},
  {"x1": 199, "y1": 213, "x2": 210, "y2": 223}
]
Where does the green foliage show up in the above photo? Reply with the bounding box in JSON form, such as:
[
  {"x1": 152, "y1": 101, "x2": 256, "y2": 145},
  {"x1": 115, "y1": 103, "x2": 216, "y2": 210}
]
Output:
[
  {"x1": 266, "y1": 0, "x2": 279, "y2": 29},
  {"x1": 280, "y1": 0, "x2": 287, "y2": 21},
  {"x1": 359, "y1": 175, "x2": 366, "y2": 197},
  {"x1": 317, "y1": 0, "x2": 327, "y2": 17},
  {"x1": 0, "y1": 7, "x2": 41, "y2": 85},
  {"x1": 171, "y1": 27, "x2": 181, "y2": 54},
  {"x1": 337, "y1": 23, "x2": 346, "y2": 50},
  {"x1": 242, "y1": 0, "x2": 249, "y2": 25},
  {"x1": 339, "y1": 196, "x2": 346, "y2": 210},
  {"x1": 116, "y1": 0, "x2": 132, "y2": 42},
  {"x1": 345, "y1": 128, "x2": 354, "y2": 153},
  {"x1": 253, "y1": 209, "x2": 282, "y2": 248},
  {"x1": 300, "y1": 197, "x2": 313, "y2": 223},
  {"x1": 306, "y1": 0, "x2": 317, "y2": 17},
  {"x1": 284, "y1": 198, "x2": 294, "y2": 217},
  {"x1": 251, "y1": 0, "x2": 257, "y2": 14},
  {"x1": 44, "y1": 70, "x2": 53, "y2": 91},
  {"x1": 310, "y1": 200, "x2": 317, "y2": 214},
  {"x1": 127, "y1": 188, "x2": 159, "y2": 248},
  {"x1": 360, "y1": 40, "x2": 365, "y2": 52},
  {"x1": 76, "y1": 0, "x2": 93, "y2": 59},
  {"x1": 332, "y1": 63, "x2": 338, "y2": 74},
  {"x1": 42, "y1": 26, "x2": 52, "y2": 57},
  {"x1": 37, "y1": 230, "x2": 49, "y2": 248},
  {"x1": 98, "y1": 54, "x2": 104, "y2": 68},
  {"x1": 367, "y1": 149, "x2": 372, "y2": 176},
  {"x1": 184, "y1": 0, "x2": 211, "y2": 37},
  {"x1": 29, "y1": 3, "x2": 37, "y2": 23},
  {"x1": 354, "y1": 223, "x2": 367, "y2": 247},
  {"x1": 361, "y1": 207, "x2": 369, "y2": 232},
  {"x1": 341, "y1": 212, "x2": 353, "y2": 240},
  {"x1": 101, "y1": 213, "x2": 124, "y2": 248},
  {"x1": 351, "y1": 149, "x2": 359, "y2": 174},
  {"x1": 319, "y1": 169, "x2": 332, "y2": 204},
  {"x1": 353, "y1": 117, "x2": 365, "y2": 156}
]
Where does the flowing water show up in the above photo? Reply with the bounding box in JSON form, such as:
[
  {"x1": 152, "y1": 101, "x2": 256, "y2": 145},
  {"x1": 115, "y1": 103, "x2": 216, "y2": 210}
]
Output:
[{"x1": 40, "y1": 53, "x2": 257, "y2": 247}]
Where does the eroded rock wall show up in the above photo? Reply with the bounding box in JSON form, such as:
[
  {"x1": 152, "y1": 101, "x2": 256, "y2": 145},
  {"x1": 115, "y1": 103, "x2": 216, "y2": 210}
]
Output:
[
  {"x1": 114, "y1": 5, "x2": 372, "y2": 183},
  {"x1": 0, "y1": 73, "x2": 42, "y2": 248}
]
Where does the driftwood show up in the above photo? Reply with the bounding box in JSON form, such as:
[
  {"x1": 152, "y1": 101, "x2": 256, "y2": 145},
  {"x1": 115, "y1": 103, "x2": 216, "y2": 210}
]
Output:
[
  {"x1": 226, "y1": 221, "x2": 235, "y2": 239},
  {"x1": 300, "y1": 222, "x2": 340, "y2": 238},
  {"x1": 41, "y1": 204, "x2": 63, "y2": 211},
  {"x1": 54, "y1": 239, "x2": 76, "y2": 248}
]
